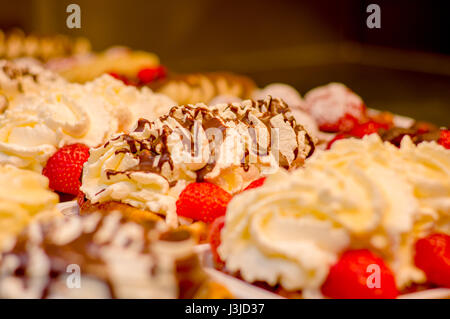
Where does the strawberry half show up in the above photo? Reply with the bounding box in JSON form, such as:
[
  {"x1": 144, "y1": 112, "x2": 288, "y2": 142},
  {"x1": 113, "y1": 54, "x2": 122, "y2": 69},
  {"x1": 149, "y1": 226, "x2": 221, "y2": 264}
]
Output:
[
  {"x1": 42, "y1": 144, "x2": 90, "y2": 195},
  {"x1": 137, "y1": 66, "x2": 167, "y2": 84},
  {"x1": 208, "y1": 216, "x2": 226, "y2": 268},
  {"x1": 176, "y1": 182, "x2": 232, "y2": 223},
  {"x1": 321, "y1": 249, "x2": 399, "y2": 299},
  {"x1": 108, "y1": 72, "x2": 135, "y2": 86},
  {"x1": 243, "y1": 177, "x2": 266, "y2": 191},
  {"x1": 438, "y1": 129, "x2": 450, "y2": 149},
  {"x1": 349, "y1": 120, "x2": 390, "y2": 138},
  {"x1": 415, "y1": 233, "x2": 450, "y2": 288}
]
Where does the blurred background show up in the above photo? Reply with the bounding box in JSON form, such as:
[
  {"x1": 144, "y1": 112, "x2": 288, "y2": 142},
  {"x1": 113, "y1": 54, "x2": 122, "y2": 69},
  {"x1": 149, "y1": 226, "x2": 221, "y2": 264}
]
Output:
[{"x1": 0, "y1": 0, "x2": 449, "y2": 125}]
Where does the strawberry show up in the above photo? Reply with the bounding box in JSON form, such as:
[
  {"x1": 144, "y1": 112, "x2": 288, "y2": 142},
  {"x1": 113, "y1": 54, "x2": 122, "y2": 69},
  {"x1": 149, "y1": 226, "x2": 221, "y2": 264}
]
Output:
[
  {"x1": 243, "y1": 177, "x2": 266, "y2": 191},
  {"x1": 137, "y1": 66, "x2": 167, "y2": 84},
  {"x1": 321, "y1": 249, "x2": 399, "y2": 299},
  {"x1": 319, "y1": 113, "x2": 360, "y2": 133},
  {"x1": 304, "y1": 83, "x2": 366, "y2": 133},
  {"x1": 349, "y1": 120, "x2": 390, "y2": 138},
  {"x1": 42, "y1": 144, "x2": 90, "y2": 195},
  {"x1": 108, "y1": 72, "x2": 136, "y2": 86},
  {"x1": 438, "y1": 129, "x2": 450, "y2": 149},
  {"x1": 176, "y1": 182, "x2": 232, "y2": 223},
  {"x1": 414, "y1": 233, "x2": 450, "y2": 288},
  {"x1": 326, "y1": 133, "x2": 350, "y2": 150},
  {"x1": 208, "y1": 216, "x2": 226, "y2": 267}
]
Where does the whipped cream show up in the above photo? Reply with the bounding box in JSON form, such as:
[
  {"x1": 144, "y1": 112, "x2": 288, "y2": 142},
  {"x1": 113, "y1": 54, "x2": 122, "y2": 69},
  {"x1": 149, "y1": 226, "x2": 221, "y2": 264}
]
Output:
[
  {"x1": 0, "y1": 165, "x2": 59, "y2": 248},
  {"x1": 0, "y1": 64, "x2": 175, "y2": 172},
  {"x1": 219, "y1": 135, "x2": 450, "y2": 294},
  {"x1": 81, "y1": 97, "x2": 315, "y2": 226}
]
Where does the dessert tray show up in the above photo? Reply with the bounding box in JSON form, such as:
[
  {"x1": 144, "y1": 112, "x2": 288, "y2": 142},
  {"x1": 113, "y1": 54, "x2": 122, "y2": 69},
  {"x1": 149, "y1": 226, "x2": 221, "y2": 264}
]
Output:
[{"x1": 0, "y1": 31, "x2": 449, "y2": 299}]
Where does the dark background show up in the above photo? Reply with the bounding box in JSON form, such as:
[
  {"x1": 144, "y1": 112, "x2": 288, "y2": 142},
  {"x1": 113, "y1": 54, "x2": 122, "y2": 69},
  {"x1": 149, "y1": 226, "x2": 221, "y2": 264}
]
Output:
[{"x1": 1, "y1": 0, "x2": 449, "y2": 125}]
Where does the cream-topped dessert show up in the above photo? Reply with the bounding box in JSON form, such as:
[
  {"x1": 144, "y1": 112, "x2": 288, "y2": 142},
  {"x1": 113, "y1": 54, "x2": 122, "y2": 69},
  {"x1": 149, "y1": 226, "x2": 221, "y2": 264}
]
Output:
[
  {"x1": 80, "y1": 96, "x2": 315, "y2": 226},
  {"x1": 0, "y1": 211, "x2": 214, "y2": 298},
  {"x1": 0, "y1": 165, "x2": 59, "y2": 248},
  {"x1": 0, "y1": 63, "x2": 175, "y2": 171},
  {"x1": 219, "y1": 134, "x2": 450, "y2": 296}
]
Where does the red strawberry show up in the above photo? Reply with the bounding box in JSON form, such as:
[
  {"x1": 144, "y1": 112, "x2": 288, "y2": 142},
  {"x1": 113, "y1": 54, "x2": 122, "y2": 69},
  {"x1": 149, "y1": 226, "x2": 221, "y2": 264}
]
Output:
[
  {"x1": 349, "y1": 120, "x2": 390, "y2": 138},
  {"x1": 176, "y1": 182, "x2": 232, "y2": 223},
  {"x1": 321, "y1": 249, "x2": 399, "y2": 299},
  {"x1": 108, "y1": 72, "x2": 136, "y2": 86},
  {"x1": 414, "y1": 233, "x2": 450, "y2": 288},
  {"x1": 137, "y1": 66, "x2": 167, "y2": 84},
  {"x1": 208, "y1": 216, "x2": 226, "y2": 267},
  {"x1": 42, "y1": 144, "x2": 90, "y2": 195},
  {"x1": 304, "y1": 83, "x2": 366, "y2": 133},
  {"x1": 243, "y1": 177, "x2": 266, "y2": 191},
  {"x1": 438, "y1": 129, "x2": 450, "y2": 149},
  {"x1": 326, "y1": 133, "x2": 350, "y2": 150},
  {"x1": 319, "y1": 113, "x2": 360, "y2": 133}
]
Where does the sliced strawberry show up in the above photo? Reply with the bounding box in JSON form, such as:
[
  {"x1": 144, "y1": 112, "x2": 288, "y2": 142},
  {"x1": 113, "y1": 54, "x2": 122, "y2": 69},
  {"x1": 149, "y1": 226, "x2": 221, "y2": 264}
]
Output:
[
  {"x1": 319, "y1": 113, "x2": 360, "y2": 133},
  {"x1": 243, "y1": 177, "x2": 266, "y2": 191},
  {"x1": 321, "y1": 249, "x2": 399, "y2": 299},
  {"x1": 349, "y1": 120, "x2": 390, "y2": 138},
  {"x1": 176, "y1": 182, "x2": 232, "y2": 223},
  {"x1": 108, "y1": 72, "x2": 136, "y2": 86},
  {"x1": 438, "y1": 129, "x2": 450, "y2": 149},
  {"x1": 137, "y1": 66, "x2": 167, "y2": 84},
  {"x1": 42, "y1": 144, "x2": 90, "y2": 195},
  {"x1": 415, "y1": 233, "x2": 450, "y2": 288},
  {"x1": 208, "y1": 216, "x2": 226, "y2": 267}
]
